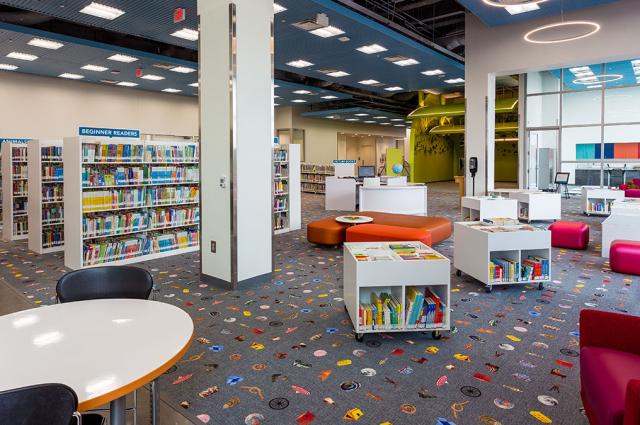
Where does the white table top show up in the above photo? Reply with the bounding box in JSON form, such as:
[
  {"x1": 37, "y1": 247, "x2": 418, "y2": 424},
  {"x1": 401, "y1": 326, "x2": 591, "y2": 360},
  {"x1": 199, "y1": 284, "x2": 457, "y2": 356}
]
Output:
[
  {"x1": 335, "y1": 215, "x2": 374, "y2": 224},
  {"x1": 0, "y1": 299, "x2": 193, "y2": 411}
]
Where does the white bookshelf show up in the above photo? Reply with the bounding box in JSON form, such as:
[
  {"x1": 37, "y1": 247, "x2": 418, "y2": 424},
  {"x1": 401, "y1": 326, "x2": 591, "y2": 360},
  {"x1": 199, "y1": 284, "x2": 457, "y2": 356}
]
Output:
[
  {"x1": 509, "y1": 191, "x2": 561, "y2": 222},
  {"x1": 343, "y1": 241, "x2": 450, "y2": 342},
  {"x1": 273, "y1": 144, "x2": 301, "y2": 235},
  {"x1": 461, "y1": 196, "x2": 518, "y2": 221},
  {"x1": 64, "y1": 133, "x2": 200, "y2": 269},
  {"x1": 454, "y1": 221, "x2": 551, "y2": 292},
  {"x1": 2, "y1": 141, "x2": 29, "y2": 241},
  {"x1": 28, "y1": 139, "x2": 64, "y2": 254},
  {"x1": 581, "y1": 187, "x2": 625, "y2": 216},
  {"x1": 301, "y1": 163, "x2": 334, "y2": 194}
]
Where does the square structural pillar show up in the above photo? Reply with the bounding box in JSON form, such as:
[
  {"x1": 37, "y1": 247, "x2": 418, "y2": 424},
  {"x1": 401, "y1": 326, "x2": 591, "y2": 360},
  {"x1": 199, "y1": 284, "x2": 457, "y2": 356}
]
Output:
[{"x1": 198, "y1": 0, "x2": 274, "y2": 288}]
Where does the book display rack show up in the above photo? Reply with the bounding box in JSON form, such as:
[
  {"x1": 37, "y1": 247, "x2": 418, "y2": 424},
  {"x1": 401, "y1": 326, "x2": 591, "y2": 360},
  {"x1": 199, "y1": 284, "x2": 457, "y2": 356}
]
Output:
[
  {"x1": 301, "y1": 163, "x2": 334, "y2": 194},
  {"x1": 273, "y1": 144, "x2": 301, "y2": 235},
  {"x1": 2, "y1": 141, "x2": 29, "y2": 241}
]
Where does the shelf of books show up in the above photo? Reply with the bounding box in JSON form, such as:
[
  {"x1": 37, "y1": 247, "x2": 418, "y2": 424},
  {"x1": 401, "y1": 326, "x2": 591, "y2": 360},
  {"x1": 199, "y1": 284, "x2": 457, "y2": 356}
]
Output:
[
  {"x1": 64, "y1": 131, "x2": 200, "y2": 269},
  {"x1": 301, "y1": 163, "x2": 334, "y2": 194},
  {"x1": 453, "y1": 220, "x2": 551, "y2": 292},
  {"x1": 343, "y1": 241, "x2": 450, "y2": 341},
  {"x1": 273, "y1": 144, "x2": 301, "y2": 235},
  {"x1": 27, "y1": 139, "x2": 64, "y2": 254},
  {"x1": 581, "y1": 187, "x2": 625, "y2": 216},
  {"x1": 2, "y1": 141, "x2": 29, "y2": 241}
]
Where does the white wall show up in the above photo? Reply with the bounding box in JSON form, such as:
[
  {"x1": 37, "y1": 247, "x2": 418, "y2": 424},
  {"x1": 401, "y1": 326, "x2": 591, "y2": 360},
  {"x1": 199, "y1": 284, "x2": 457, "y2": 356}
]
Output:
[
  {"x1": 465, "y1": 0, "x2": 640, "y2": 193},
  {"x1": 0, "y1": 71, "x2": 198, "y2": 139}
]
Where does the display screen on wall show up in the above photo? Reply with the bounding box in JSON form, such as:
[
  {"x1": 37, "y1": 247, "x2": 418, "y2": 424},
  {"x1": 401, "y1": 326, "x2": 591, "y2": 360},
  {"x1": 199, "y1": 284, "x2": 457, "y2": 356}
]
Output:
[{"x1": 576, "y1": 143, "x2": 640, "y2": 160}]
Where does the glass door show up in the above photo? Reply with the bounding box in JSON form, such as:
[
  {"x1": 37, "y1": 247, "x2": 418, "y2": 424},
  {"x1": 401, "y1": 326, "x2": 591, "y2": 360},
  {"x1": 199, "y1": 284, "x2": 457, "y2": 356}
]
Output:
[{"x1": 526, "y1": 129, "x2": 559, "y2": 190}]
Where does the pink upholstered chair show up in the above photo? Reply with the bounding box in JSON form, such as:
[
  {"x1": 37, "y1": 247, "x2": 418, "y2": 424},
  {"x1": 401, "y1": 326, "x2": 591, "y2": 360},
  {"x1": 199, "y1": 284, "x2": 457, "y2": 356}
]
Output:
[
  {"x1": 548, "y1": 221, "x2": 589, "y2": 250},
  {"x1": 580, "y1": 309, "x2": 640, "y2": 425},
  {"x1": 625, "y1": 189, "x2": 640, "y2": 199}
]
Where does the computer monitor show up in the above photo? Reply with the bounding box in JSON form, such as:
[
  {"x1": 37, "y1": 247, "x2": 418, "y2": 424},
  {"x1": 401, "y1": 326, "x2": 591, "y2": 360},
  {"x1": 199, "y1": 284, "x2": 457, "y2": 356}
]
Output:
[
  {"x1": 358, "y1": 166, "x2": 376, "y2": 178},
  {"x1": 555, "y1": 172, "x2": 570, "y2": 185}
]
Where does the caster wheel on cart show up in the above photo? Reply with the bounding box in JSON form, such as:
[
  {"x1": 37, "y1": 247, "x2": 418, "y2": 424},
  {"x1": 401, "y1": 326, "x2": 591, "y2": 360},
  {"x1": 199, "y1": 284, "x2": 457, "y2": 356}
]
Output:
[
  {"x1": 355, "y1": 333, "x2": 365, "y2": 342},
  {"x1": 538, "y1": 282, "x2": 544, "y2": 290},
  {"x1": 432, "y1": 331, "x2": 442, "y2": 340},
  {"x1": 485, "y1": 285, "x2": 493, "y2": 293},
  {"x1": 344, "y1": 305, "x2": 348, "y2": 313},
  {"x1": 455, "y1": 269, "x2": 462, "y2": 277}
]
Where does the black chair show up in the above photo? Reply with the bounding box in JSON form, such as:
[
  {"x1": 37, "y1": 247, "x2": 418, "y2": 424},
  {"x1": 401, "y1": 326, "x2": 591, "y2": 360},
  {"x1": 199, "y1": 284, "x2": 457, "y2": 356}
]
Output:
[
  {"x1": 56, "y1": 266, "x2": 156, "y2": 425},
  {"x1": 0, "y1": 383, "x2": 104, "y2": 425}
]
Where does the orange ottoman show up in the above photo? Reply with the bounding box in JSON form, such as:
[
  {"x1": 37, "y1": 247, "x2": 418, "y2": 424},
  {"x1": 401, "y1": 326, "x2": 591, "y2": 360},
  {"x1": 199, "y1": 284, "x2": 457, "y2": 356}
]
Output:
[
  {"x1": 307, "y1": 217, "x2": 349, "y2": 245},
  {"x1": 358, "y1": 212, "x2": 452, "y2": 244},
  {"x1": 346, "y1": 224, "x2": 433, "y2": 246}
]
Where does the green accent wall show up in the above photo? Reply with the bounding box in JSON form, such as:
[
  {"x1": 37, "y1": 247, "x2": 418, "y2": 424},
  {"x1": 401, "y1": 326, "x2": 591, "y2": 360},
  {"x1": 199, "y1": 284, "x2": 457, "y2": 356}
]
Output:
[
  {"x1": 412, "y1": 132, "x2": 456, "y2": 183},
  {"x1": 386, "y1": 148, "x2": 404, "y2": 176},
  {"x1": 494, "y1": 141, "x2": 518, "y2": 182}
]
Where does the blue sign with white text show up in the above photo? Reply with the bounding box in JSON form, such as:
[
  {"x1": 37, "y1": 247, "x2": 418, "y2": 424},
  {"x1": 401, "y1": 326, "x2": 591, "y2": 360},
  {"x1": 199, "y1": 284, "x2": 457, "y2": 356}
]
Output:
[
  {"x1": 79, "y1": 127, "x2": 140, "y2": 138},
  {"x1": 0, "y1": 139, "x2": 29, "y2": 144},
  {"x1": 333, "y1": 160, "x2": 356, "y2": 164}
]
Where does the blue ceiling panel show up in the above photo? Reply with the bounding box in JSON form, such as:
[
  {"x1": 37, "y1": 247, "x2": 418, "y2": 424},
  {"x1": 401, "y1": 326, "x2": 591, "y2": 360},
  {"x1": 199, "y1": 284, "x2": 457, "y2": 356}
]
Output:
[
  {"x1": 274, "y1": 80, "x2": 351, "y2": 106},
  {"x1": 459, "y1": 0, "x2": 621, "y2": 27},
  {"x1": 301, "y1": 107, "x2": 410, "y2": 128}
]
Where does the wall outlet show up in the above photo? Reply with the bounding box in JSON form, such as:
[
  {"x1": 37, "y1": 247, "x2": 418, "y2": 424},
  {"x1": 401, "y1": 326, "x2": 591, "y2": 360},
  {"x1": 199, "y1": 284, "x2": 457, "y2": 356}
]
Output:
[{"x1": 211, "y1": 241, "x2": 216, "y2": 253}]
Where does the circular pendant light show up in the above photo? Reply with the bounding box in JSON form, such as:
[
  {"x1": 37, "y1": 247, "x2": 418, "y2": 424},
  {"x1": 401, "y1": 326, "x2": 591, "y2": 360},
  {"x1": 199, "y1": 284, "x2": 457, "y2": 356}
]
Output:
[
  {"x1": 572, "y1": 74, "x2": 623, "y2": 85},
  {"x1": 483, "y1": 0, "x2": 545, "y2": 6},
  {"x1": 524, "y1": 21, "x2": 600, "y2": 44}
]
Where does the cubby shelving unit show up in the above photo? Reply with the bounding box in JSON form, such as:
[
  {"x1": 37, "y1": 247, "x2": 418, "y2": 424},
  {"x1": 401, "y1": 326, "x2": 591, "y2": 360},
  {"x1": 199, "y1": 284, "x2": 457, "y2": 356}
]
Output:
[
  {"x1": 2, "y1": 141, "x2": 29, "y2": 241},
  {"x1": 301, "y1": 163, "x2": 334, "y2": 194},
  {"x1": 64, "y1": 133, "x2": 200, "y2": 269},
  {"x1": 343, "y1": 241, "x2": 451, "y2": 342},
  {"x1": 27, "y1": 139, "x2": 65, "y2": 254},
  {"x1": 581, "y1": 187, "x2": 625, "y2": 216},
  {"x1": 273, "y1": 144, "x2": 301, "y2": 235},
  {"x1": 454, "y1": 221, "x2": 551, "y2": 292}
]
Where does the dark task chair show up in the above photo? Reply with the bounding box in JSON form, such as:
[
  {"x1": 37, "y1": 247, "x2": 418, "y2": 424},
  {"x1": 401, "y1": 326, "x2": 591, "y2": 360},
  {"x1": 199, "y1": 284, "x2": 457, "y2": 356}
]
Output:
[
  {"x1": 0, "y1": 383, "x2": 104, "y2": 425},
  {"x1": 56, "y1": 266, "x2": 156, "y2": 425}
]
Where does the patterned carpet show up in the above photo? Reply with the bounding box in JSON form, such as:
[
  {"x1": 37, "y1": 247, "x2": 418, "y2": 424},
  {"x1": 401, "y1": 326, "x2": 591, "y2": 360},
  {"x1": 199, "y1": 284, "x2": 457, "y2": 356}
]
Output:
[{"x1": 1, "y1": 188, "x2": 638, "y2": 425}]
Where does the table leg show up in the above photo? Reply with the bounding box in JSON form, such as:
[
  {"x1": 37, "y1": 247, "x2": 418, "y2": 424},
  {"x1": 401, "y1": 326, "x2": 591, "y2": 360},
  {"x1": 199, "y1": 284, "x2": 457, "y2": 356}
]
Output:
[
  {"x1": 151, "y1": 380, "x2": 159, "y2": 425},
  {"x1": 110, "y1": 396, "x2": 127, "y2": 425}
]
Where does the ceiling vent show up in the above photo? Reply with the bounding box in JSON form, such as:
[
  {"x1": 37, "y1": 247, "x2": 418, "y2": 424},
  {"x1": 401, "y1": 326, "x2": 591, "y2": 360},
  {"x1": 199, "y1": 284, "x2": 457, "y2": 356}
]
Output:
[{"x1": 293, "y1": 13, "x2": 329, "y2": 31}]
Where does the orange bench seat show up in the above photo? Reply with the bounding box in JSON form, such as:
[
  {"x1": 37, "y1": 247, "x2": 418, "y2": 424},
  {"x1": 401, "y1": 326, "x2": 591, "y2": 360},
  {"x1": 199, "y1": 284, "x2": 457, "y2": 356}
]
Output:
[{"x1": 346, "y1": 224, "x2": 432, "y2": 246}]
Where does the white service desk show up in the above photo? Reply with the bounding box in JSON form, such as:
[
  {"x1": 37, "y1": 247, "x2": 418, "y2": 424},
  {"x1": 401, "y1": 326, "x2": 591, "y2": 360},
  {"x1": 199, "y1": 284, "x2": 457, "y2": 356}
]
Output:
[
  {"x1": 325, "y1": 176, "x2": 357, "y2": 211},
  {"x1": 359, "y1": 185, "x2": 428, "y2": 215}
]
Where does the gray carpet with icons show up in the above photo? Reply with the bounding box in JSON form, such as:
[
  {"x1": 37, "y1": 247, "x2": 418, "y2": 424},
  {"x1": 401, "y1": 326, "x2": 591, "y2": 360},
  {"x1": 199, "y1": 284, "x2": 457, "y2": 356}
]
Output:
[{"x1": 0, "y1": 187, "x2": 637, "y2": 425}]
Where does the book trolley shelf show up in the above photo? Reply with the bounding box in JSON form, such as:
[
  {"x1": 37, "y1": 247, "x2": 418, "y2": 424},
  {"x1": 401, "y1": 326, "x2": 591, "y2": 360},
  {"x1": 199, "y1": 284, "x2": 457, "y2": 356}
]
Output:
[
  {"x1": 64, "y1": 134, "x2": 200, "y2": 269},
  {"x1": 2, "y1": 141, "x2": 29, "y2": 241},
  {"x1": 343, "y1": 241, "x2": 451, "y2": 342},
  {"x1": 453, "y1": 221, "x2": 551, "y2": 293},
  {"x1": 273, "y1": 144, "x2": 301, "y2": 235},
  {"x1": 581, "y1": 187, "x2": 625, "y2": 216},
  {"x1": 301, "y1": 163, "x2": 335, "y2": 194},
  {"x1": 28, "y1": 139, "x2": 64, "y2": 254}
]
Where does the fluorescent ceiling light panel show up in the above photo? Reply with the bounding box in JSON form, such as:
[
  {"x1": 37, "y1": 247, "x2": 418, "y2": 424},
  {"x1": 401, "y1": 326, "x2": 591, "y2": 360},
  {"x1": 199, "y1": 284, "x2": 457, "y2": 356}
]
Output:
[
  {"x1": 373, "y1": 116, "x2": 387, "y2": 119},
  {"x1": 0, "y1": 64, "x2": 18, "y2": 71},
  {"x1": 386, "y1": 57, "x2": 419, "y2": 67},
  {"x1": 170, "y1": 66, "x2": 196, "y2": 73},
  {"x1": 59, "y1": 73, "x2": 84, "y2": 80},
  {"x1": 189, "y1": 82, "x2": 199, "y2": 87},
  {"x1": 321, "y1": 95, "x2": 338, "y2": 99},
  {"x1": 356, "y1": 44, "x2": 387, "y2": 54},
  {"x1": 346, "y1": 118, "x2": 359, "y2": 121},
  {"x1": 274, "y1": 3, "x2": 287, "y2": 13},
  {"x1": 569, "y1": 66, "x2": 591, "y2": 73},
  {"x1": 309, "y1": 25, "x2": 345, "y2": 38},
  {"x1": 394, "y1": 124, "x2": 405, "y2": 127},
  {"x1": 422, "y1": 69, "x2": 444, "y2": 76},
  {"x1": 326, "y1": 70, "x2": 349, "y2": 78},
  {"x1": 354, "y1": 113, "x2": 369, "y2": 116},
  {"x1": 117, "y1": 81, "x2": 138, "y2": 87},
  {"x1": 390, "y1": 118, "x2": 404, "y2": 122},
  {"x1": 385, "y1": 86, "x2": 404, "y2": 91},
  {"x1": 358, "y1": 79, "x2": 380, "y2": 85},
  {"x1": 79, "y1": 2, "x2": 125, "y2": 20},
  {"x1": 444, "y1": 78, "x2": 465, "y2": 84},
  {"x1": 140, "y1": 74, "x2": 165, "y2": 81},
  {"x1": 364, "y1": 121, "x2": 376, "y2": 123},
  {"x1": 293, "y1": 90, "x2": 312, "y2": 94},
  {"x1": 505, "y1": 3, "x2": 540, "y2": 14},
  {"x1": 108, "y1": 54, "x2": 138, "y2": 63},
  {"x1": 380, "y1": 122, "x2": 390, "y2": 125},
  {"x1": 171, "y1": 28, "x2": 199, "y2": 41},
  {"x1": 82, "y1": 64, "x2": 108, "y2": 72},
  {"x1": 28, "y1": 38, "x2": 64, "y2": 50},
  {"x1": 6, "y1": 52, "x2": 38, "y2": 61},
  {"x1": 286, "y1": 60, "x2": 314, "y2": 68},
  {"x1": 274, "y1": 103, "x2": 280, "y2": 106},
  {"x1": 292, "y1": 99, "x2": 307, "y2": 103},
  {"x1": 162, "y1": 88, "x2": 182, "y2": 93}
]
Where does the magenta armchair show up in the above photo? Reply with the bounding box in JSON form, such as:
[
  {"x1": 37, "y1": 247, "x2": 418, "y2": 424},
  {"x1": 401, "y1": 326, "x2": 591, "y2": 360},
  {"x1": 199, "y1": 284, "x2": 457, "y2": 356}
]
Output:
[{"x1": 580, "y1": 309, "x2": 640, "y2": 425}]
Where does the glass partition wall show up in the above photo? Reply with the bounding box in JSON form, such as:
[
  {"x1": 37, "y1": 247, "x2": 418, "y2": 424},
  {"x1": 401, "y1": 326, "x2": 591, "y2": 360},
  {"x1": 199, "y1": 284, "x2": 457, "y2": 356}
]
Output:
[{"x1": 525, "y1": 59, "x2": 640, "y2": 189}]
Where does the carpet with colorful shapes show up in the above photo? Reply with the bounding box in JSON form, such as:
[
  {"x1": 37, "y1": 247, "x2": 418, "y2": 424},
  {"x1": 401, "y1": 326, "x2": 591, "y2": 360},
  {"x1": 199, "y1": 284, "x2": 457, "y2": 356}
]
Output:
[{"x1": 0, "y1": 189, "x2": 637, "y2": 425}]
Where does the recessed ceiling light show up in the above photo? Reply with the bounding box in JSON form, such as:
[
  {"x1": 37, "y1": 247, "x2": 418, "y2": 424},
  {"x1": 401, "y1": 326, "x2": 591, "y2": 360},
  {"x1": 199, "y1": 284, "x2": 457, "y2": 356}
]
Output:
[
  {"x1": 380, "y1": 122, "x2": 390, "y2": 125},
  {"x1": 274, "y1": 103, "x2": 280, "y2": 106},
  {"x1": 444, "y1": 78, "x2": 465, "y2": 84},
  {"x1": 390, "y1": 118, "x2": 404, "y2": 122},
  {"x1": 346, "y1": 118, "x2": 359, "y2": 121},
  {"x1": 273, "y1": 84, "x2": 279, "y2": 88},
  {"x1": 385, "y1": 56, "x2": 419, "y2": 66},
  {"x1": 394, "y1": 124, "x2": 405, "y2": 127},
  {"x1": 286, "y1": 60, "x2": 314, "y2": 68},
  {"x1": 356, "y1": 44, "x2": 387, "y2": 54},
  {"x1": 359, "y1": 79, "x2": 381, "y2": 85},
  {"x1": 117, "y1": 81, "x2": 138, "y2": 87},
  {"x1": 28, "y1": 38, "x2": 64, "y2": 50},
  {"x1": 6, "y1": 52, "x2": 38, "y2": 61},
  {"x1": 293, "y1": 90, "x2": 312, "y2": 95},
  {"x1": 0, "y1": 64, "x2": 18, "y2": 71},
  {"x1": 82, "y1": 64, "x2": 108, "y2": 72},
  {"x1": 354, "y1": 113, "x2": 369, "y2": 117},
  {"x1": 321, "y1": 95, "x2": 338, "y2": 99},
  {"x1": 108, "y1": 54, "x2": 138, "y2": 63},
  {"x1": 338, "y1": 36, "x2": 350, "y2": 42},
  {"x1": 505, "y1": 3, "x2": 540, "y2": 14},
  {"x1": 385, "y1": 86, "x2": 404, "y2": 92},
  {"x1": 373, "y1": 116, "x2": 387, "y2": 119},
  {"x1": 171, "y1": 28, "x2": 199, "y2": 41},
  {"x1": 422, "y1": 69, "x2": 445, "y2": 76},
  {"x1": 274, "y1": 95, "x2": 281, "y2": 99},
  {"x1": 162, "y1": 88, "x2": 182, "y2": 93},
  {"x1": 274, "y1": 3, "x2": 287, "y2": 13},
  {"x1": 140, "y1": 74, "x2": 165, "y2": 81},
  {"x1": 189, "y1": 82, "x2": 199, "y2": 87},
  {"x1": 364, "y1": 121, "x2": 376, "y2": 123},
  {"x1": 79, "y1": 2, "x2": 125, "y2": 20},
  {"x1": 292, "y1": 99, "x2": 307, "y2": 103},
  {"x1": 326, "y1": 70, "x2": 349, "y2": 78},
  {"x1": 59, "y1": 73, "x2": 84, "y2": 80},
  {"x1": 309, "y1": 26, "x2": 345, "y2": 38},
  {"x1": 170, "y1": 66, "x2": 196, "y2": 73}
]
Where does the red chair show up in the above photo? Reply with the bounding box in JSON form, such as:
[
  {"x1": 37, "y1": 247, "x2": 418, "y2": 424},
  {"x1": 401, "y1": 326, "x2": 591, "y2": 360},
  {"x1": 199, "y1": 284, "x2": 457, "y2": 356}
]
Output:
[
  {"x1": 580, "y1": 309, "x2": 640, "y2": 425},
  {"x1": 625, "y1": 189, "x2": 640, "y2": 199}
]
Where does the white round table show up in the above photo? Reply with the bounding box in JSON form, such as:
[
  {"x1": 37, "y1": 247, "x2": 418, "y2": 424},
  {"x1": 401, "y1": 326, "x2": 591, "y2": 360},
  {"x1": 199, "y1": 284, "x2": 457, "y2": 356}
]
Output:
[
  {"x1": 335, "y1": 215, "x2": 374, "y2": 225},
  {"x1": 0, "y1": 299, "x2": 194, "y2": 425}
]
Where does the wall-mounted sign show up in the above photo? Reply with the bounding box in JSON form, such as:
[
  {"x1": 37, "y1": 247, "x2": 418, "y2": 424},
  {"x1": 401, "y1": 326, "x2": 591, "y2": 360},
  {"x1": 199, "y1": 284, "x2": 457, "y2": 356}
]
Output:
[
  {"x1": 333, "y1": 160, "x2": 356, "y2": 164},
  {"x1": 333, "y1": 159, "x2": 356, "y2": 177},
  {"x1": 79, "y1": 127, "x2": 140, "y2": 138},
  {"x1": 0, "y1": 138, "x2": 29, "y2": 144}
]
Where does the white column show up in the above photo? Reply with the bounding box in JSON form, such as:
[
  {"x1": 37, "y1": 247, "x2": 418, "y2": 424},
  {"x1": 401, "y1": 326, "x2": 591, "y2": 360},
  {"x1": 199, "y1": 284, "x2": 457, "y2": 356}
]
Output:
[{"x1": 198, "y1": 0, "x2": 274, "y2": 288}]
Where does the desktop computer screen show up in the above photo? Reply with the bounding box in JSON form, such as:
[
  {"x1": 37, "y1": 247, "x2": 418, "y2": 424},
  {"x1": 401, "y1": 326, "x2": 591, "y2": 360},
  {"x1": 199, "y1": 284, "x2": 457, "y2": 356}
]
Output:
[{"x1": 358, "y1": 166, "x2": 376, "y2": 178}]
